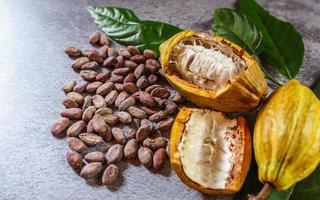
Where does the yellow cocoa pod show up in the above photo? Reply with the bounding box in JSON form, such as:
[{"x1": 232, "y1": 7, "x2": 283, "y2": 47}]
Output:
[
  {"x1": 160, "y1": 30, "x2": 268, "y2": 112},
  {"x1": 254, "y1": 80, "x2": 320, "y2": 192}
]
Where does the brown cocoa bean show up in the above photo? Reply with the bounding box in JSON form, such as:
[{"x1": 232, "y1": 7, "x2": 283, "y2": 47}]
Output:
[
  {"x1": 111, "y1": 127, "x2": 126, "y2": 144},
  {"x1": 127, "y1": 106, "x2": 146, "y2": 119},
  {"x1": 116, "y1": 111, "x2": 132, "y2": 124},
  {"x1": 61, "y1": 108, "x2": 82, "y2": 120},
  {"x1": 134, "y1": 64, "x2": 145, "y2": 79},
  {"x1": 79, "y1": 133, "x2": 104, "y2": 146},
  {"x1": 102, "y1": 164, "x2": 119, "y2": 185},
  {"x1": 105, "y1": 90, "x2": 118, "y2": 105},
  {"x1": 145, "y1": 59, "x2": 160, "y2": 74},
  {"x1": 80, "y1": 162, "x2": 102, "y2": 179},
  {"x1": 89, "y1": 31, "x2": 101, "y2": 44},
  {"x1": 125, "y1": 127, "x2": 136, "y2": 140},
  {"x1": 84, "y1": 151, "x2": 105, "y2": 163},
  {"x1": 140, "y1": 106, "x2": 160, "y2": 115},
  {"x1": 80, "y1": 70, "x2": 97, "y2": 81},
  {"x1": 153, "y1": 148, "x2": 166, "y2": 170},
  {"x1": 138, "y1": 147, "x2": 153, "y2": 168},
  {"x1": 67, "y1": 92, "x2": 84, "y2": 105},
  {"x1": 92, "y1": 115, "x2": 107, "y2": 133},
  {"x1": 68, "y1": 137, "x2": 87, "y2": 152},
  {"x1": 107, "y1": 74, "x2": 123, "y2": 83},
  {"x1": 67, "y1": 150, "x2": 83, "y2": 170},
  {"x1": 124, "y1": 139, "x2": 139, "y2": 159},
  {"x1": 81, "y1": 61, "x2": 98, "y2": 70},
  {"x1": 123, "y1": 83, "x2": 138, "y2": 94},
  {"x1": 103, "y1": 56, "x2": 116, "y2": 67},
  {"x1": 114, "y1": 83, "x2": 124, "y2": 92},
  {"x1": 143, "y1": 49, "x2": 157, "y2": 59},
  {"x1": 82, "y1": 106, "x2": 96, "y2": 122},
  {"x1": 51, "y1": 117, "x2": 70, "y2": 137},
  {"x1": 114, "y1": 55, "x2": 124, "y2": 68},
  {"x1": 105, "y1": 144, "x2": 123, "y2": 164},
  {"x1": 96, "y1": 82, "x2": 114, "y2": 96},
  {"x1": 145, "y1": 84, "x2": 161, "y2": 93},
  {"x1": 139, "y1": 92, "x2": 156, "y2": 107},
  {"x1": 124, "y1": 60, "x2": 138, "y2": 69},
  {"x1": 148, "y1": 74, "x2": 158, "y2": 85},
  {"x1": 118, "y1": 49, "x2": 131, "y2": 59},
  {"x1": 149, "y1": 110, "x2": 168, "y2": 122},
  {"x1": 155, "y1": 117, "x2": 174, "y2": 131},
  {"x1": 123, "y1": 73, "x2": 136, "y2": 83},
  {"x1": 82, "y1": 95, "x2": 92, "y2": 110},
  {"x1": 168, "y1": 92, "x2": 183, "y2": 103},
  {"x1": 113, "y1": 67, "x2": 130, "y2": 76},
  {"x1": 131, "y1": 91, "x2": 140, "y2": 100},
  {"x1": 130, "y1": 54, "x2": 145, "y2": 64},
  {"x1": 130, "y1": 119, "x2": 140, "y2": 130},
  {"x1": 86, "y1": 81, "x2": 103, "y2": 93},
  {"x1": 143, "y1": 137, "x2": 167, "y2": 150},
  {"x1": 65, "y1": 46, "x2": 81, "y2": 57},
  {"x1": 71, "y1": 57, "x2": 90, "y2": 70},
  {"x1": 100, "y1": 127, "x2": 112, "y2": 142},
  {"x1": 141, "y1": 119, "x2": 153, "y2": 127},
  {"x1": 136, "y1": 76, "x2": 149, "y2": 89},
  {"x1": 63, "y1": 97, "x2": 78, "y2": 108},
  {"x1": 73, "y1": 81, "x2": 89, "y2": 93},
  {"x1": 86, "y1": 119, "x2": 95, "y2": 133},
  {"x1": 61, "y1": 80, "x2": 76, "y2": 93},
  {"x1": 102, "y1": 114, "x2": 119, "y2": 126},
  {"x1": 99, "y1": 45, "x2": 108, "y2": 59},
  {"x1": 115, "y1": 92, "x2": 129, "y2": 107},
  {"x1": 88, "y1": 50, "x2": 103, "y2": 63},
  {"x1": 92, "y1": 95, "x2": 106, "y2": 108},
  {"x1": 154, "y1": 97, "x2": 165, "y2": 108},
  {"x1": 107, "y1": 48, "x2": 119, "y2": 57},
  {"x1": 165, "y1": 100, "x2": 178, "y2": 114},
  {"x1": 96, "y1": 71, "x2": 111, "y2": 82},
  {"x1": 67, "y1": 120, "x2": 85, "y2": 137},
  {"x1": 99, "y1": 33, "x2": 109, "y2": 46},
  {"x1": 95, "y1": 108, "x2": 112, "y2": 116},
  {"x1": 136, "y1": 125, "x2": 152, "y2": 142},
  {"x1": 118, "y1": 97, "x2": 135, "y2": 111},
  {"x1": 127, "y1": 46, "x2": 140, "y2": 55},
  {"x1": 151, "y1": 87, "x2": 170, "y2": 99}
]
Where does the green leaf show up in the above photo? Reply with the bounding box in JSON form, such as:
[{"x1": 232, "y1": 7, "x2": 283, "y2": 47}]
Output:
[
  {"x1": 237, "y1": 0, "x2": 304, "y2": 79},
  {"x1": 212, "y1": 8, "x2": 263, "y2": 55},
  {"x1": 87, "y1": 6, "x2": 182, "y2": 54},
  {"x1": 311, "y1": 81, "x2": 320, "y2": 99}
]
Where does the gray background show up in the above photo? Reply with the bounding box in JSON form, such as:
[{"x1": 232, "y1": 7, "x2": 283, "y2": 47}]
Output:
[{"x1": 0, "y1": 0, "x2": 319, "y2": 199}]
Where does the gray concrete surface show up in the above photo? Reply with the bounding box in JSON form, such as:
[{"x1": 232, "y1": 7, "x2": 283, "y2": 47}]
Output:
[{"x1": 0, "y1": 0, "x2": 319, "y2": 199}]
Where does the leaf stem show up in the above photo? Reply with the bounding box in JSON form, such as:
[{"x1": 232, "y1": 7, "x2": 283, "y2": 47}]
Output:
[{"x1": 248, "y1": 183, "x2": 274, "y2": 200}]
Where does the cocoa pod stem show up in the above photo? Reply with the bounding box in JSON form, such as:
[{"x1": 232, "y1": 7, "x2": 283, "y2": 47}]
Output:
[{"x1": 248, "y1": 183, "x2": 273, "y2": 200}]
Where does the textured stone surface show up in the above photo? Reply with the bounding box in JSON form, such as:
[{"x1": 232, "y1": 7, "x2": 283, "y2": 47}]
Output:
[{"x1": 0, "y1": 0, "x2": 319, "y2": 199}]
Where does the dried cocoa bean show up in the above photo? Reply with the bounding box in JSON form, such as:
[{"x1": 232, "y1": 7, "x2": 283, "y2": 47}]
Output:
[
  {"x1": 114, "y1": 55, "x2": 124, "y2": 68},
  {"x1": 51, "y1": 117, "x2": 70, "y2": 137},
  {"x1": 130, "y1": 119, "x2": 140, "y2": 130},
  {"x1": 99, "y1": 45, "x2": 108, "y2": 59},
  {"x1": 145, "y1": 84, "x2": 161, "y2": 93},
  {"x1": 115, "y1": 92, "x2": 129, "y2": 107},
  {"x1": 92, "y1": 95, "x2": 106, "y2": 108},
  {"x1": 138, "y1": 147, "x2": 153, "y2": 168},
  {"x1": 63, "y1": 97, "x2": 78, "y2": 108},
  {"x1": 67, "y1": 150, "x2": 83, "y2": 170},
  {"x1": 141, "y1": 119, "x2": 153, "y2": 127},
  {"x1": 80, "y1": 162, "x2": 102, "y2": 179},
  {"x1": 73, "y1": 81, "x2": 89, "y2": 93},
  {"x1": 67, "y1": 92, "x2": 84, "y2": 105},
  {"x1": 100, "y1": 127, "x2": 112, "y2": 142},
  {"x1": 139, "y1": 92, "x2": 156, "y2": 107},
  {"x1": 92, "y1": 114, "x2": 108, "y2": 133},
  {"x1": 124, "y1": 60, "x2": 138, "y2": 69},
  {"x1": 148, "y1": 74, "x2": 158, "y2": 85},
  {"x1": 86, "y1": 81, "x2": 103, "y2": 93},
  {"x1": 107, "y1": 48, "x2": 119, "y2": 57},
  {"x1": 113, "y1": 67, "x2": 130, "y2": 76},
  {"x1": 67, "y1": 120, "x2": 85, "y2": 137},
  {"x1": 118, "y1": 97, "x2": 135, "y2": 111},
  {"x1": 84, "y1": 151, "x2": 105, "y2": 163},
  {"x1": 127, "y1": 106, "x2": 146, "y2": 119},
  {"x1": 136, "y1": 125, "x2": 152, "y2": 142},
  {"x1": 165, "y1": 100, "x2": 178, "y2": 114},
  {"x1": 130, "y1": 54, "x2": 145, "y2": 64},
  {"x1": 108, "y1": 74, "x2": 123, "y2": 83},
  {"x1": 119, "y1": 49, "x2": 131, "y2": 59},
  {"x1": 68, "y1": 137, "x2": 87, "y2": 152},
  {"x1": 95, "y1": 108, "x2": 112, "y2": 116},
  {"x1": 168, "y1": 92, "x2": 184, "y2": 103},
  {"x1": 154, "y1": 97, "x2": 165, "y2": 108},
  {"x1": 103, "y1": 56, "x2": 116, "y2": 67},
  {"x1": 134, "y1": 64, "x2": 145, "y2": 79},
  {"x1": 102, "y1": 114, "x2": 119, "y2": 126},
  {"x1": 155, "y1": 117, "x2": 174, "y2": 131},
  {"x1": 82, "y1": 106, "x2": 96, "y2": 122},
  {"x1": 105, "y1": 144, "x2": 123, "y2": 164},
  {"x1": 143, "y1": 49, "x2": 157, "y2": 60},
  {"x1": 71, "y1": 57, "x2": 90, "y2": 70},
  {"x1": 136, "y1": 76, "x2": 149, "y2": 89},
  {"x1": 61, "y1": 80, "x2": 76, "y2": 93},
  {"x1": 114, "y1": 83, "x2": 124, "y2": 92},
  {"x1": 86, "y1": 119, "x2": 94, "y2": 133},
  {"x1": 89, "y1": 31, "x2": 101, "y2": 44},
  {"x1": 96, "y1": 82, "x2": 114, "y2": 96},
  {"x1": 105, "y1": 90, "x2": 118, "y2": 106},
  {"x1": 149, "y1": 110, "x2": 168, "y2": 122},
  {"x1": 81, "y1": 61, "x2": 98, "y2": 70},
  {"x1": 111, "y1": 127, "x2": 126, "y2": 144},
  {"x1": 153, "y1": 148, "x2": 166, "y2": 170},
  {"x1": 131, "y1": 91, "x2": 140, "y2": 100},
  {"x1": 79, "y1": 133, "x2": 104, "y2": 146},
  {"x1": 116, "y1": 111, "x2": 132, "y2": 124},
  {"x1": 124, "y1": 139, "x2": 139, "y2": 159},
  {"x1": 151, "y1": 87, "x2": 170, "y2": 99},
  {"x1": 123, "y1": 73, "x2": 136, "y2": 83},
  {"x1": 102, "y1": 164, "x2": 119, "y2": 185},
  {"x1": 96, "y1": 71, "x2": 111, "y2": 82},
  {"x1": 127, "y1": 46, "x2": 140, "y2": 55},
  {"x1": 123, "y1": 83, "x2": 138, "y2": 94},
  {"x1": 125, "y1": 127, "x2": 136, "y2": 140},
  {"x1": 145, "y1": 59, "x2": 160, "y2": 74},
  {"x1": 82, "y1": 95, "x2": 92, "y2": 110},
  {"x1": 143, "y1": 137, "x2": 167, "y2": 150},
  {"x1": 61, "y1": 108, "x2": 82, "y2": 120},
  {"x1": 65, "y1": 46, "x2": 81, "y2": 57},
  {"x1": 99, "y1": 33, "x2": 109, "y2": 46},
  {"x1": 80, "y1": 70, "x2": 97, "y2": 81},
  {"x1": 140, "y1": 106, "x2": 160, "y2": 115}
]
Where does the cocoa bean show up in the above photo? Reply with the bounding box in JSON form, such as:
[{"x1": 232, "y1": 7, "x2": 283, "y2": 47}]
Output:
[
  {"x1": 116, "y1": 111, "x2": 132, "y2": 124},
  {"x1": 151, "y1": 87, "x2": 170, "y2": 99},
  {"x1": 125, "y1": 127, "x2": 136, "y2": 140},
  {"x1": 136, "y1": 125, "x2": 152, "y2": 142},
  {"x1": 65, "y1": 46, "x2": 81, "y2": 57},
  {"x1": 96, "y1": 71, "x2": 111, "y2": 82},
  {"x1": 155, "y1": 117, "x2": 174, "y2": 131},
  {"x1": 138, "y1": 147, "x2": 153, "y2": 168},
  {"x1": 105, "y1": 90, "x2": 118, "y2": 105},
  {"x1": 108, "y1": 74, "x2": 124, "y2": 83},
  {"x1": 80, "y1": 70, "x2": 97, "y2": 81},
  {"x1": 87, "y1": 119, "x2": 95, "y2": 133},
  {"x1": 86, "y1": 81, "x2": 103, "y2": 93},
  {"x1": 145, "y1": 84, "x2": 161, "y2": 93},
  {"x1": 149, "y1": 110, "x2": 168, "y2": 122},
  {"x1": 118, "y1": 49, "x2": 131, "y2": 59},
  {"x1": 114, "y1": 83, "x2": 124, "y2": 92},
  {"x1": 84, "y1": 151, "x2": 105, "y2": 163},
  {"x1": 143, "y1": 137, "x2": 167, "y2": 150},
  {"x1": 79, "y1": 133, "x2": 104, "y2": 146},
  {"x1": 153, "y1": 148, "x2": 166, "y2": 170},
  {"x1": 124, "y1": 60, "x2": 138, "y2": 69},
  {"x1": 148, "y1": 74, "x2": 158, "y2": 85},
  {"x1": 127, "y1": 46, "x2": 140, "y2": 55},
  {"x1": 113, "y1": 67, "x2": 130, "y2": 76},
  {"x1": 103, "y1": 56, "x2": 116, "y2": 67},
  {"x1": 67, "y1": 120, "x2": 85, "y2": 137},
  {"x1": 105, "y1": 144, "x2": 123, "y2": 164},
  {"x1": 130, "y1": 54, "x2": 145, "y2": 64},
  {"x1": 102, "y1": 114, "x2": 119, "y2": 126},
  {"x1": 168, "y1": 92, "x2": 184, "y2": 103},
  {"x1": 82, "y1": 106, "x2": 96, "y2": 122},
  {"x1": 80, "y1": 162, "x2": 102, "y2": 179},
  {"x1": 61, "y1": 108, "x2": 82, "y2": 120},
  {"x1": 92, "y1": 114, "x2": 108, "y2": 133},
  {"x1": 71, "y1": 57, "x2": 90, "y2": 70},
  {"x1": 145, "y1": 59, "x2": 160, "y2": 74},
  {"x1": 63, "y1": 97, "x2": 78, "y2": 108},
  {"x1": 141, "y1": 119, "x2": 153, "y2": 127},
  {"x1": 115, "y1": 92, "x2": 129, "y2": 107},
  {"x1": 51, "y1": 117, "x2": 70, "y2": 137},
  {"x1": 89, "y1": 31, "x2": 101, "y2": 44},
  {"x1": 68, "y1": 137, "x2": 87, "y2": 152},
  {"x1": 140, "y1": 106, "x2": 160, "y2": 115},
  {"x1": 99, "y1": 45, "x2": 108, "y2": 59},
  {"x1": 96, "y1": 82, "x2": 114, "y2": 96},
  {"x1": 95, "y1": 108, "x2": 112, "y2": 116},
  {"x1": 131, "y1": 91, "x2": 140, "y2": 100},
  {"x1": 89, "y1": 50, "x2": 103, "y2": 63},
  {"x1": 143, "y1": 49, "x2": 157, "y2": 60},
  {"x1": 99, "y1": 33, "x2": 109, "y2": 46},
  {"x1": 67, "y1": 92, "x2": 84, "y2": 105},
  {"x1": 165, "y1": 100, "x2": 178, "y2": 114},
  {"x1": 102, "y1": 164, "x2": 119, "y2": 185},
  {"x1": 61, "y1": 80, "x2": 76, "y2": 93},
  {"x1": 107, "y1": 48, "x2": 119, "y2": 57},
  {"x1": 82, "y1": 96, "x2": 92, "y2": 110},
  {"x1": 118, "y1": 97, "x2": 135, "y2": 111},
  {"x1": 81, "y1": 61, "x2": 98, "y2": 70},
  {"x1": 111, "y1": 127, "x2": 126, "y2": 144},
  {"x1": 154, "y1": 97, "x2": 165, "y2": 108},
  {"x1": 134, "y1": 64, "x2": 145, "y2": 79},
  {"x1": 67, "y1": 150, "x2": 83, "y2": 170},
  {"x1": 123, "y1": 73, "x2": 136, "y2": 83},
  {"x1": 73, "y1": 81, "x2": 89, "y2": 93},
  {"x1": 139, "y1": 92, "x2": 156, "y2": 107},
  {"x1": 123, "y1": 83, "x2": 138, "y2": 94},
  {"x1": 130, "y1": 119, "x2": 140, "y2": 130},
  {"x1": 127, "y1": 106, "x2": 146, "y2": 119},
  {"x1": 136, "y1": 76, "x2": 149, "y2": 89},
  {"x1": 100, "y1": 127, "x2": 112, "y2": 142},
  {"x1": 114, "y1": 55, "x2": 124, "y2": 68},
  {"x1": 92, "y1": 95, "x2": 106, "y2": 108},
  {"x1": 124, "y1": 139, "x2": 139, "y2": 159}
]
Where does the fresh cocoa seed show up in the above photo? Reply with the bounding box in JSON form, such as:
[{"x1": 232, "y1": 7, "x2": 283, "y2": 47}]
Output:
[
  {"x1": 143, "y1": 49, "x2": 157, "y2": 60},
  {"x1": 143, "y1": 137, "x2": 167, "y2": 150},
  {"x1": 139, "y1": 92, "x2": 156, "y2": 107},
  {"x1": 125, "y1": 127, "x2": 136, "y2": 140},
  {"x1": 127, "y1": 106, "x2": 146, "y2": 119},
  {"x1": 145, "y1": 59, "x2": 161, "y2": 74},
  {"x1": 92, "y1": 115, "x2": 108, "y2": 133},
  {"x1": 124, "y1": 139, "x2": 139, "y2": 159},
  {"x1": 130, "y1": 54, "x2": 145, "y2": 64},
  {"x1": 119, "y1": 49, "x2": 131, "y2": 59},
  {"x1": 102, "y1": 114, "x2": 119, "y2": 126},
  {"x1": 96, "y1": 71, "x2": 111, "y2": 82},
  {"x1": 124, "y1": 60, "x2": 138, "y2": 69},
  {"x1": 115, "y1": 92, "x2": 129, "y2": 107},
  {"x1": 103, "y1": 56, "x2": 116, "y2": 67},
  {"x1": 123, "y1": 73, "x2": 136, "y2": 83},
  {"x1": 73, "y1": 81, "x2": 89, "y2": 93},
  {"x1": 67, "y1": 120, "x2": 85, "y2": 137},
  {"x1": 153, "y1": 148, "x2": 166, "y2": 170},
  {"x1": 67, "y1": 92, "x2": 84, "y2": 105},
  {"x1": 168, "y1": 92, "x2": 183, "y2": 103},
  {"x1": 140, "y1": 106, "x2": 160, "y2": 115},
  {"x1": 80, "y1": 162, "x2": 102, "y2": 179},
  {"x1": 104, "y1": 90, "x2": 118, "y2": 106},
  {"x1": 99, "y1": 33, "x2": 109, "y2": 46},
  {"x1": 61, "y1": 80, "x2": 76, "y2": 93},
  {"x1": 61, "y1": 108, "x2": 82, "y2": 120},
  {"x1": 96, "y1": 82, "x2": 114, "y2": 96},
  {"x1": 138, "y1": 147, "x2": 153, "y2": 168},
  {"x1": 111, "y1": 127, "x2": 126, "y2": 144},
  {"x1": 131, "y1": 91, "x2": 140, "y2": 100},
  {"x1": 134, "y1": 64, "x2": 145, "y2": 79},
  {"x1": 95, "y1": 108, "x2": 112, "y2": 116},
  {"x1": 114, "y1": 55, "x2": 124, "y2": 68},
  {"x1": 165, "y1": 100, "x2": 178, "y2": 114},
  {"x1": 71, "y1": 57, "x2": 90, "y2": 70},
  {"x1": 108, "y1": 74, "x2": 124, "y2": 83},
  {"x1": 149, "y1": 110, "x2": 168, "y2": 122},
  {"x1": 92, "y1": 95, "x2": 106, "y2": 109},
  {"x1": 86, "y1": 81, "x2": 103, "y2": 93},
  {"x1": 102, "y1": 164, "x2": 119, "y2": 185},
  {"x1": 87, "y1": 119, "x2": 95, "y2": 133},
  {"x1": 89, "y1": 31, "x2": 101, "y2": 44},
  {"x1": 82, "y1": 96, "x2": 92, "y2": 110},
  {"x1": 151, "y1": 87, "x2": 170, "y2": 99},
  {"x1": 113, "y1": 67, "x2": 130, "y2": 76},
  {"x1": 84, "y1": 151, "x2": 105, "y2": 163},
  {"x1": 154, "y1": 97, "x2": 165, "y2": 108},
  {"x1": 81, "y1": 61, "x2": 98, "y2": 70},
  {"x1": 67, "y1": 150, "x2": 83, "y2": 170},
  {"x1": 148, "y1": 74, "x2": 158, "y2": 85},
  {"x1": 123, "y1": 83, "x2": 138, "y2": 94},
  {"x1": 65, "y1": 46, "x2": 81, "y2": 57},
  {"x1": 100, "y1": 127, "x2": 112, "y2": 142},
  {"x1": 63, "y1": 97, "x2": 78, "y2": 108},
  {"x1": 118, "y1": 97, "x2": 135, "y2": 111},
  {"x1": 136, "y1": 125, "x2": 152, "y2": 142},
  {"x1": 116, "y1": 111, "x2": 132, "y2": 124},
  {"x1": 136, "y1": 76, "x2": 149, "y2": 89},
  {"x1": 108, "y1": 48, "x2": 119, "y2": 58},
  {"x1": 79, "y1": 133, "x2": 104, "y2": 146},
  {"x1": 82, "y1": 106, "x2": 96, "y2": 122},
  {"x1": 51, "y1": 117, "x2": 70, "y2": 137},
  {"x1": 127, "y1": 46, "x2": 140, "y2": 55},
  {"x1": 68, "y1": 137, "x2": 87, "y2": 152},
  {"x1": 145, "y1": 84, "x2": 161, "y2": 93},
  {"x1": 155, "y1": 117, "x2": 174, "y2": 131},
  {"x1": 114, "y1": 83, "x2": 124, "y2": 92},
  {"x1": 105, "y1": 144, "x2": 123, "y2": 164},
  {"x1": 99, "y1": 45, "x2": 109, "y2": 59},
  {"x1": 80, "y1": 70, "x2": 98, "y2": 81}
]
